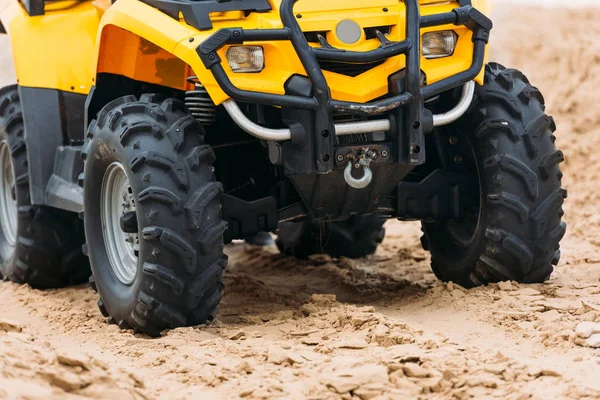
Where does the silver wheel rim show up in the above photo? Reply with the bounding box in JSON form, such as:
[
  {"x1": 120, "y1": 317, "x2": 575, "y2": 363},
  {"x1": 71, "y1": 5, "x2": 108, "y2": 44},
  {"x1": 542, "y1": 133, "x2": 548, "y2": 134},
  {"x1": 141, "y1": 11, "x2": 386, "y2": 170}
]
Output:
[
  {"x1": 0, "y1": 141, "x2": 17, "y2": 251},
  {"x1": 100, "y1": 162, "x2": 139, "y2": 285}
]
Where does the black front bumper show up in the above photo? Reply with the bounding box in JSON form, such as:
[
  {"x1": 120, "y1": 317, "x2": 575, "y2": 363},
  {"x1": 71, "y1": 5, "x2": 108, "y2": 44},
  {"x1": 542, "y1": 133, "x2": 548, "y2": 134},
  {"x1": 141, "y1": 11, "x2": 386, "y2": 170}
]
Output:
[{"x1": 197, "y1": 0, "x2": 492, "y2": 173}]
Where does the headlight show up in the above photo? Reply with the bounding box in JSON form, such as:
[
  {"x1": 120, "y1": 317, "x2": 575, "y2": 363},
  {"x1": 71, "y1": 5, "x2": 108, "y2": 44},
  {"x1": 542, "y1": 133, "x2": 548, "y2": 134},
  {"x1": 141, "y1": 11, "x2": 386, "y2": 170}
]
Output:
[
  {"x1": 422, "y1": 31, "x2": 458, "y2": 59},
  {"x1": 226, "y1": 46, "x2": 265, "y2": 73}
]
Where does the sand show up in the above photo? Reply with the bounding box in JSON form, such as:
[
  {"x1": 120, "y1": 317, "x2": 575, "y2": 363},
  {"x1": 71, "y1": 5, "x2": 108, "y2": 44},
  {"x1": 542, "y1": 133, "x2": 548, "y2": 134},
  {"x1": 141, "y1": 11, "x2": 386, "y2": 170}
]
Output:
[{"x1": 1, "y1": 3, "x2": 600, "y2": 399}]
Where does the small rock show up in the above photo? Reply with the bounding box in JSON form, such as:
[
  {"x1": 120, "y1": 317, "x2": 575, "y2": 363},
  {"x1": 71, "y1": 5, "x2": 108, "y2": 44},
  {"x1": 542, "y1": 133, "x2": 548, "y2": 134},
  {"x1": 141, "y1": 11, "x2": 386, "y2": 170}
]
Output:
[
  {"x1": 321, "y1": 328, "x2": 338, "y2": 340},
  {"x1": 239, "y1": 388, "x2": 255, "y2": 398},
  {"x1": 542, "y1": 299, "x2": 575, "y2": 312},
  {"x1": 56, "y1": 350, "x2": 90, "y2": 370},
  {"x1": 275, "y1": 310, "x2": 294, "y2": 320},
  {"x1": 402, "y1": 363, "x2": 431, "y2": 378},
  {"x1": 228, "y1": 330, "x2": 246, "y2": 340},
  {"x1": 267, "y1": 347, "x2": 289, "y2": 365},
  {"x1": 442, "y1": 369, "x2": 457, "y2": 380},
  {"x1": 538, "y1": 310, "x2": 562, "y2": 323},
  {"x1": 541, "y1": 369, "x2": 561, "y2": 377},
  {"x1": 309, "y1": 294, "x2": 337, "y2": 304},
  {"x1": 353, "y1": 383, "x2": 386, "y2": 400},
  {"x1": 289, "y1": 328, "x2": 320, "y2": 337},
  {"x1": 370, "y1": 324, "x2": 391, "y2": 346},
  {"x1": 338, "y1": 257, "x2": 356, "y2": 270},
  {"x1": 581, "y1": 300, "x2": 600, "y2": 312},
  {"x1": 484, "y1": 364, "x2": 506, "y2": 375},
  {"x1": 497, "y1": 310, "x2": 529, "y2": 319},
  {"x1": 336, "y1": 338, "x2": 369, "y2": 349},
  {"x1": 41, "y1": 370, "x2": 90, "y2": 392},
  {"x1": 576, "y1": 333, "x2": 600, "y2": 348},
  {"x1": 482, "y1": 379, "x2": 499, "y2": 388},
  {"x1": 575, "y1": 322, "x2": 600, "y2": 339},
  {"x1": 323, "y1": 377, "x2": 359, "y2": 394},
  {"x1": 392, "y1": 378, "x2": 423, "y2": 396},
  {"x1": 308, "y1": 254, "x2": 333, "y2": 265},
  {"x1": 0, "y1": 319, "x2": 22, "y2": 333},
  {"x1": 237, "y1": 361, "x2": 254, "y2": 375},
  {"x1": 301, "y1": 335, "x2": 321, "y2": 346},
  {"x1": 498, "y1": 281, "x2": 516, "y2": 291},
  {"x1": 516, "y1": 288, "x2": 542, "y2": 296},
  {"x1": 527, "y1": 366, "x2": 542, "y2": 378},
  {"x1": 239, "y1": 315, "x2": 263, "y2": 324}
]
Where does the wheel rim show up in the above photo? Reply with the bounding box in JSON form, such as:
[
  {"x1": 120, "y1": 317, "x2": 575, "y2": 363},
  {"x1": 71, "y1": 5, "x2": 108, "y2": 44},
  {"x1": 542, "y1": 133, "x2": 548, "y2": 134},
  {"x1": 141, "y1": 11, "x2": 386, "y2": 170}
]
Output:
[
  {"x1": 0, "y1": 141, "x2": 18, "y2": 252},
  {"x1": 100, "y1": 162, "x2": 139, "y2": 285}
]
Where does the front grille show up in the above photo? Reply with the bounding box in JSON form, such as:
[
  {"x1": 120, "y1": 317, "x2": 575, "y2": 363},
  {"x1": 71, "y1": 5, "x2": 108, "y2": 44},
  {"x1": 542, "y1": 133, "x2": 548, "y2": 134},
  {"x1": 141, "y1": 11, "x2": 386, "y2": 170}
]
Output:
[
  {"x1": 304, "y1": 26, "x2": 392, "y2": 77},
  {"x1": 319, "y1": 60, "x2": 385, "y2": 77}
]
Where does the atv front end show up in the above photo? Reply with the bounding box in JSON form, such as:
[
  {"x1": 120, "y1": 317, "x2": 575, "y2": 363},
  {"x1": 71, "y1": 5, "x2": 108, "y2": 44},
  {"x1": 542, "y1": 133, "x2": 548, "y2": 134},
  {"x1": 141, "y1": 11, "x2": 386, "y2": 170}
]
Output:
[{"x1": 191, "y1": 0, "x2": 492, "y2": 222}]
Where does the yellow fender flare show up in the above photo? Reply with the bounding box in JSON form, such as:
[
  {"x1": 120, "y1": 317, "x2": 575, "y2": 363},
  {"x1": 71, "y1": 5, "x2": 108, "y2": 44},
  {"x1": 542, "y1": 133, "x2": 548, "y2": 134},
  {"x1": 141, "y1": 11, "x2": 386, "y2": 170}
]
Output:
[
  {"x1": 94, "y1": 0, "x2": 234, "y2": 103},
  {"x1": 0, "y1": 0, "x2": 99, "y2": 94}
]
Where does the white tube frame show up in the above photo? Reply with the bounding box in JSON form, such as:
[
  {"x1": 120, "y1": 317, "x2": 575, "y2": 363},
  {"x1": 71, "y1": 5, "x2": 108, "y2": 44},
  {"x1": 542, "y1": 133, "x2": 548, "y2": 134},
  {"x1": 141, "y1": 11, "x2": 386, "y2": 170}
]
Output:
[
  {"x1": 221, "y1": 81, "x2": 475, "y2": 141},
  {"x1": 432, "y1": 80, "x2": 476, "y2": 127}
]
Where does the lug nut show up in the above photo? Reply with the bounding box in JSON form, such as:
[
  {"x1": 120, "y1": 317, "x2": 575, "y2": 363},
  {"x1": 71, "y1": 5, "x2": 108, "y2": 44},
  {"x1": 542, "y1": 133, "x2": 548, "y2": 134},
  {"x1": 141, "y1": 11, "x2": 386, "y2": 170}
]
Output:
[
  {"x1": 336, "y1": 154, "x2": 345, "y2": 162},
  {"x1": 381, "y1": 149, "x2": 389, "y2": 158}
]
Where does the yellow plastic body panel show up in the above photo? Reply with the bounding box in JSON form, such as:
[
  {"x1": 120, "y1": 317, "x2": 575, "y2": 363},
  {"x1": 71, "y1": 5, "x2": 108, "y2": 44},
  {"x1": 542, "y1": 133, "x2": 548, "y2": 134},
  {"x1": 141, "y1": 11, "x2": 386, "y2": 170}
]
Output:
[
  {"x1": 2, "y1": 0, "x2": 492, "y2": 104},
  {"x1": 0, "y1": 0, "x2": 100, "y2": 94},
  {"x1": 97, "y1": 25, "x2": 190, "y2": 91}
]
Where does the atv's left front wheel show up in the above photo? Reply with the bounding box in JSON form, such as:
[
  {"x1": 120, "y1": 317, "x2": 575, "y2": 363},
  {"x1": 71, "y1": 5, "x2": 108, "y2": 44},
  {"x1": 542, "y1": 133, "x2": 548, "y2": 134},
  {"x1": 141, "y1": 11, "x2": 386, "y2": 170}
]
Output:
[
  {"x1": 82, "y1": 94, "x2": 227, "y2": 336},
  {"x1": 421, "y1": 63, "x2": 566, "y2": 287}
]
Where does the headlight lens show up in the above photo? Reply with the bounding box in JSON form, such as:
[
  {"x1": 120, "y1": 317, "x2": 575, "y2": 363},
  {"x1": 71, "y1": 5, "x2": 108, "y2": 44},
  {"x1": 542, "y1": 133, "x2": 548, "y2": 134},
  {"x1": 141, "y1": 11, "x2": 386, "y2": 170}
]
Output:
[
  {"x1": 422, "y1": 31, "x2": 458, "y2": 59},
  {"x1": 226, "y1": 46, "x2": 265, "y2": 73}
]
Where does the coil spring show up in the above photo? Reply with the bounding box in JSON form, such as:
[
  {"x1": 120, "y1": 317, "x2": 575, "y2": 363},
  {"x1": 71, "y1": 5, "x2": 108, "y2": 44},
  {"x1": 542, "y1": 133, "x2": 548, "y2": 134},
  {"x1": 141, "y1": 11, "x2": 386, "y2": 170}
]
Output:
[{"x1": 185, "y1": 76, "x2": 216, "y2": 126}]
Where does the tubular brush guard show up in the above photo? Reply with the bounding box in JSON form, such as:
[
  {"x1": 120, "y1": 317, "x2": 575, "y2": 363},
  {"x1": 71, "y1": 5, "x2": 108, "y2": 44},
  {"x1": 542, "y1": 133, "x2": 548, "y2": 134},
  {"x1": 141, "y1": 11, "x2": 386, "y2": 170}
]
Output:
[{"x1": 197, "y1": 0, "x2": 492, "y2": 173}]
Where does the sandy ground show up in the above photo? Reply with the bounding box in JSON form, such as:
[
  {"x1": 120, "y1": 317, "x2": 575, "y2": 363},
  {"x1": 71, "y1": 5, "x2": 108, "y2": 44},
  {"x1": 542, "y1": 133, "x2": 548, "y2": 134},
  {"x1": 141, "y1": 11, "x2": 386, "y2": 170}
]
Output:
[{"x1": 1, "y1": 3, "x2": 600, "y2": 400}]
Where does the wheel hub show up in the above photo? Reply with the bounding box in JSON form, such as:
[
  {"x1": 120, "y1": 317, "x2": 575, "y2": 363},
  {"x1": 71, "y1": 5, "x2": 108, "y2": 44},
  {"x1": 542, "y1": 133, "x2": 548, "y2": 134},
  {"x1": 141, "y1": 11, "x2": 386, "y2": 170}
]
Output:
[
  {"x1": 100, "y1": 162, "x2": 139, "y2": 285},
  {"x1": 0, "y1": 141, "x2": 18, "y2": 254}
]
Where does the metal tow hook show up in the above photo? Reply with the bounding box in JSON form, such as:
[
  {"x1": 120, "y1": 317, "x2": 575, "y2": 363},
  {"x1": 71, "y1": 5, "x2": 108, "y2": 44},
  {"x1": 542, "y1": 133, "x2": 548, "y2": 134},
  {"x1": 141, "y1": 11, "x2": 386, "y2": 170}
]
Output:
[{"x1": 344, "y1": 151, "x2": 374, "y2": 189}]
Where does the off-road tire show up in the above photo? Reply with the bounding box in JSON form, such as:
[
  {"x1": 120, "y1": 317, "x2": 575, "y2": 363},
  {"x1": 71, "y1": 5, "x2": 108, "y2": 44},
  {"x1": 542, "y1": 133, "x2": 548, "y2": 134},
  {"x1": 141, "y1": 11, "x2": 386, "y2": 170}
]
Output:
[
  {"x1": 82, "y1": 94, "x2": 227, "y2": 337},
  {"x1": 0, "y1": 85, "x2": 89, "y2": 288},
  {"x1": 276, "y1": 216, "x2": 386, "y2": 259},
  {"x1": 421, "y1": 63, "x2": 566, "y2": 287}
]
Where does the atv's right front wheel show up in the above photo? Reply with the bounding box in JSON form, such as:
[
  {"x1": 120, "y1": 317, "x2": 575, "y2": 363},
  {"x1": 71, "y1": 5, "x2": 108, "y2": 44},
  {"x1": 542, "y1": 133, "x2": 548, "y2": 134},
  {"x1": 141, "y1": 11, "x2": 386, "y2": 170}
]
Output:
[
  {"x1": 421, "y1": 63, "x2": 567, "y2": 287},
  {"x1": 82, "y1": 94, "x2": 227, "y2": 337}
]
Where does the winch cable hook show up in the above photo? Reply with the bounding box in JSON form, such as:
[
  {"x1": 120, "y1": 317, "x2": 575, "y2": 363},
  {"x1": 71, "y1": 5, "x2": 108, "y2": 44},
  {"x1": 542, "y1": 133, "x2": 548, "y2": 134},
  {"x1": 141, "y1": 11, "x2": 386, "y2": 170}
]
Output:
[{"x1": 344, "y1": 151, "x2": 374, "y2": 189}]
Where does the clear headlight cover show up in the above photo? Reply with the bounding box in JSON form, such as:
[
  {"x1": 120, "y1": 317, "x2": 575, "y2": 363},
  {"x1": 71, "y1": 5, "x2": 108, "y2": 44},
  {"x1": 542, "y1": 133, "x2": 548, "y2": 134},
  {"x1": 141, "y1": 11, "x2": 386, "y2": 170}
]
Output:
[
  {"x1": 226, "y1": 46, "x2": 265, "y2": 73},
  {"x1": 422, "y1": 31, "x2": 458, "y2": 59}
]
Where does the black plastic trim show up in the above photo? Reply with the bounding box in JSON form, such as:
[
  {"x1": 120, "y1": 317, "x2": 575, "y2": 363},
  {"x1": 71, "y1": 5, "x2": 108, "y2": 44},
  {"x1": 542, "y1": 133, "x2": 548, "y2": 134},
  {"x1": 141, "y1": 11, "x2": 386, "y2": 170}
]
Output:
[
  {"x1": 19, "y1": 87, "x2": 86, "y2": 205},
  {"x1": 139, "y1": 0, "x2": 271, "y2": 30},
  {"x1": 396, "y1": 169, "x2": 469, "y2": 221},
  {"x1": 222, "y1": 194, "x2": 278, "y2": 242},
  {"x1": 18, "y1": 0, "x2": 44, "y2": 16}
]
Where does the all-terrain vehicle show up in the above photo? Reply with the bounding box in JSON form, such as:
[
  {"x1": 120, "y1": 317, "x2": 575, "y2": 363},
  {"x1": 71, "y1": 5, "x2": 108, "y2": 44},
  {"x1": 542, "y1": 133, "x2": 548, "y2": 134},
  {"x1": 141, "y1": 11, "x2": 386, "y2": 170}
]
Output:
[{"x1": 0, "y1": 0, "x2": 566, "y2": 335}]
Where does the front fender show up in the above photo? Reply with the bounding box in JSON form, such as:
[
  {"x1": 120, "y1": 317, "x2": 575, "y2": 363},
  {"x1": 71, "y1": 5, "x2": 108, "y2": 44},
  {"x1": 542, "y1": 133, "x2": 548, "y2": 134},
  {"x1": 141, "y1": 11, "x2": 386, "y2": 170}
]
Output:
[
  {"x1": 95, "y1": 0, "x2": 219, "y2": 97},
  {"x1": 0, "y1": 0, "x2": 99, "y2": 94}
]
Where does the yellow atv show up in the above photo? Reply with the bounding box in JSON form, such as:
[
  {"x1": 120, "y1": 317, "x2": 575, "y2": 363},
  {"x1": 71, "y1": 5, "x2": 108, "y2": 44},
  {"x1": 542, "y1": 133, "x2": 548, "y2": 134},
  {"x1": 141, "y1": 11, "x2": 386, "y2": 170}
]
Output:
[{"x1": 0, "y1": 0, "x2": 566, "y2": 335}]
